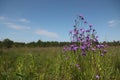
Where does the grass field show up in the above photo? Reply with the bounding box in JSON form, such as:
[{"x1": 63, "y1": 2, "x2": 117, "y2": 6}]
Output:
[{"x1": 0, "y1": 46, "x2": 120, "y2": 80}]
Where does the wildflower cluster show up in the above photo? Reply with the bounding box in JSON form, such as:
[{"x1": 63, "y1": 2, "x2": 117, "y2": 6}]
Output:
[
  {"x1": 64, "y1": 14, "x2": 107, "y2": 56},
  {"x1": 63, "y1": 14, "x2": 108, "y2": 79}
]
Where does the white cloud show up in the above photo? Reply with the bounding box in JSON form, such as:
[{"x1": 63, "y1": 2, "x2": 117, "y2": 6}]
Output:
[
  {"x1": 0, "y1": 16, "x2": 31, "y2": 30},
  {"x1": 4, "y1": 22, "x2": 30, "y2": 30},
  {"x1": 19, "y1": 18, "x2": 30, "y2": 23},
  {"x1": 0, "y1": 16, "x2": 5, "y2": 20},
  {"x1": 36, "y1": 29, "x2": 58, "y2": 38},
  {"x1": 108, "y1": 20, "x2": 120, "y2": 27}
]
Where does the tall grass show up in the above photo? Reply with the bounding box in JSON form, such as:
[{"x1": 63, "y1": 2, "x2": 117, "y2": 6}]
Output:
[{"x1": 0, "y1": 47, "x2": 120, "y2": 80}]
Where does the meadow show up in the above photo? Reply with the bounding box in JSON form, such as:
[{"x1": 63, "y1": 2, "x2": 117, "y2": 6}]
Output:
[{"x1": 0, "y1": 46, "x2": 120, "y2": 80}]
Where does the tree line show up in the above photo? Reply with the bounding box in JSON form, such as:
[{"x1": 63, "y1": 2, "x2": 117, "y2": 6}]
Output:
[
  {"x1": 0, "y1": 38, "x2": 120, "y2": 48},
  {"x1": 0, "y1": 39, "x2": 70, "y2": 48}
]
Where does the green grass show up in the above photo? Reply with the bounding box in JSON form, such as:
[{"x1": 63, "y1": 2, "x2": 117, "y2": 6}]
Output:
[{"x1": 0, "y1": 46, "x2": 120, "y2": 80}]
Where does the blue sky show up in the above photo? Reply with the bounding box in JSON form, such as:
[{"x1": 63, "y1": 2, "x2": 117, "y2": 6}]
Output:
[{"x1": 0, "y1": 0, "x2": 120, "y2": 42}]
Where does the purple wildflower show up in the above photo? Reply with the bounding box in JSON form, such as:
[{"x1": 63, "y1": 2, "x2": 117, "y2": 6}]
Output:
[
  {"x1": 76, "y1": 64, "x2": 80, "y2": 69},
  {"x1": 80, "y1": 28, "x2": 84, "y2": 31},
  {"x1": 89, "y1": 24, "x2": 92, "y2": 27},
  {"x1": 94, "y1": 39, "x2": 98, "y2": 42},
  {"x1": 73, "y1": 25, "x2": 76, "y2": 27},
  {"x1": 64, "y1": 14, "x2": 107, "y2": 57},
  {"x1": 69, "y1": 30, "x2": 72, "y2": 34},
  {"x1": 100, "y1": 53, "x2": 104, "y2": 56},
  {"x1": 81, "y1": 51, "x2": 86, "y2": 56},
  {"x1": 96, "y1": 44, "x2": 100, "y2": 49},
  {"x1": 79, "y1": 14, "x2": 84, "y2": 20},
  {"x1": 84, "y1": 21, "x2": 87, "y2": 24},
  {"x1": 102, "y1": 50, "x2": 107, "y2": 53},
  {"x1": 70, "y1": 44, "x2": 74, "y2": 48},
  {"x1": 77, "y1": 37, "x2": 81, "y2": 41},
  {"x1": 74, "y1": 30, "x2": 79, "y2": 34},
  {"x1": 96, "y1": 36, "x2": 98, "y2": 39},
  {"x1": 73, "y1": 46, "x2": 78, "y2": 51},
  {"x1": 100, "y1": 44, "x2": 104, "y2": 48},
  {"x1": 63, "y1": 47, "x2": 67, "y2": 51},
  {"x1": 80, "y1": 33, "x2": 83, "y2": 36},
  {"x1": 93, "y1": 29, "x2": 95, "y2": 32},
  {"x1": 86, "y1": 29, "x2": 90, "y2": 32},
  {"x1": 80, "y1": 46, "x2": 86, "y2": 51},
  {"x1": 96, "y1": 75, "x2": 100, "y2": 79},
  {"x1": 91, "y1": 48, "x2": 95, "y2": 51}
]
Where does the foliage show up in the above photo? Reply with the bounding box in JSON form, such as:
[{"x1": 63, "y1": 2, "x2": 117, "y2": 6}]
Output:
[
  {"x1": 0, "y1": 47, "x2": 120, "y2": 80},
  {"x1": 0, "y1": 38, "x2": 119, "y2": 48},
  {"x1": 2, "y1": 38, "x2": 14, "y2": 48}
]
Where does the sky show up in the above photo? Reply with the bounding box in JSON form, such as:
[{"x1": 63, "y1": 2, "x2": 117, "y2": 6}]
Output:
[{"x1": 0, "y1": 0, "x2": 120, "y2": 42}]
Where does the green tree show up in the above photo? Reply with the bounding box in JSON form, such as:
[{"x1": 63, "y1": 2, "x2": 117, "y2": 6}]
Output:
[{"x1": 3, "y1": 38, "x2": 13, "y2": 48}]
